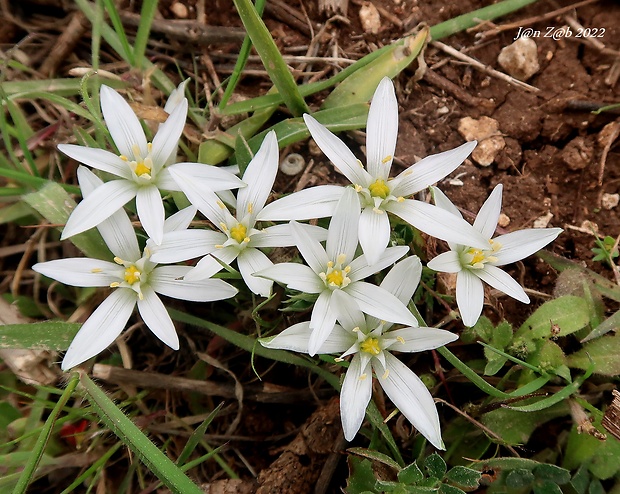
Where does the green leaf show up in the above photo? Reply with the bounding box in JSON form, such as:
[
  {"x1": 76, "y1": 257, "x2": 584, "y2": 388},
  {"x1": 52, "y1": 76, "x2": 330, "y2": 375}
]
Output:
[
  {"x1": 563, "y1": 422, "x2": 620, "y2": 479},
  {"x1": 23, "y1": 183, "x2": 111, "y2": 260},
  {"x1": 424, "y1": 454, "x2": 447, "y2": 480},
  {"x1": 0, "y1": 321, "x2": 81, "y2": 350},
  {"x1": 493, "y1": 321, "x2": 514, "y2": 349},
  {"x1": 322, "y1": 28, "x2": 428, "y2": 109},
  {"x1": 398, "y1": 462, "x2": 424, "y2": 485},
  {"x1": 445, "y1": 466, "x2": 481, "y2": 490},
  {"x1": 526, "y1": 339, "x2": 568, "y2": 379},
  {"x1": 567, "y1": 334, "x2": 620, "y2": 375},
  {"x1": 505, "y1": 469, "x2": 535, "y2": 488},
  {"x1": 516, "y1": 296, "x2": 590, "y2": 339},
  {"x1": 533, "y1": 464, "x2": 571, "y2": 484},
  {"x1": 232, "y1": 0, "x2": 309, "y2": 116},
  {"x1": 438, "y1": 485, "x2": 465, "y2": 494},
  {"x1": 533, "y1": 479, "x2": 564, "y2": 494},
  {"x1": 78, "y1": 372, "x2": 204, "y2": 494},
  {"x1": 483, "y1": 352, "x2": 508, "y2": 376},
  {"x1": 346, "y1": 457, "x2": 379, "y2": 494},
  {"x1": 348, "y1": 447, "x2": 402, "y2": 472},
  {"x1": 581, "y1": 309, "x2": 620, "y2": 342}
]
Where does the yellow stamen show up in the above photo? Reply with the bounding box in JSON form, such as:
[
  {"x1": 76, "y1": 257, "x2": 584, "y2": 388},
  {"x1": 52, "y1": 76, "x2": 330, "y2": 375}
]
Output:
[
  {"x1": 91, "y1": 268, "x2": 103, "y2": 273},
  {"x1": 326, "y1": 269, "x2": 344, "y2": 286},
  {"x1": 247, "y1": 203, "x2": 253, "y2": 214},
  {"x1": 382, "y1": 369, "x2": 390, "y2": 379},
  {"x1": 468, "y1": 248, "x2": 486, "y2": 266},
  {"x1": 216, "y1": 200, "x2": 226, "y2": 209},
  {"x1": 360, "y1": 337, "x2": 381, "y2": 356},
  {"x1": 119, "y1": 155, "x2": 128, "y2": 161},
  {"x1": 356, "y1": 159, "x2": 364, "y2": 168},
  {"x1": 382, "y1": 155, "x2": 392, "y2": 164},
  {"x1": 230, "y1": 223, "x2": 248, "y2": 243},
  {"x1": 397, "y1": 196, "x2": 405, "y2": 203},
  {"x1": 110, "y1": 282, "x2": 120, "y2": 288},
  {"x1": 359, "y1": 373, "x2": 368, "y2": 381},
  {"x1": 396, "y1": 336, "x2": 405, "y2": 344},
  {"x1": 124, "y1": 265, "x2": 141, "y2": 284},
  {"x1": 134, "y1": 161, "x2": 151, "y2": 176},
  {"x1": 354, "y1": 184, "x2": 363, "y2": 192},
  {"x1": 113, "y1": 257, "x2": 124, "y2": 265},
  {"x1": 368, "y1": 179, "x2": 390, "y2": 199}
]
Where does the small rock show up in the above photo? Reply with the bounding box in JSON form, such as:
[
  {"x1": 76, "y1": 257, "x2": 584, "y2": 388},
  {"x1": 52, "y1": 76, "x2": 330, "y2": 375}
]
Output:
[
  {"x1": 561, "y1": 136, "x2": 594, "y2": 171},
  {"x1": 359, "y1": 2, "x2": 381, "y2": 34},
  {"x1": 458, "y1": 117, "x2": 505, "y2": 167},
  {"x1": 498, "y1": 37, "x2": 540, "y2": 81},
  {"x1": 308, "y1": 139, "x2": 322, "y2": 157},
  {"x1": 601, "y1": 193, "x2": 620, "y2": 210},
  {"x1": 534, "y1": 212, "x2": 553, "y2": 229},
  {"x1": 498, "y1": 213, "x2": 511, "y2": 228},
  {"x1": 280, "y1": 153, "x2": 305, "y2": 176},
  {"x1": 170, "y1": 1, "x2": 189, "y2": 19}
]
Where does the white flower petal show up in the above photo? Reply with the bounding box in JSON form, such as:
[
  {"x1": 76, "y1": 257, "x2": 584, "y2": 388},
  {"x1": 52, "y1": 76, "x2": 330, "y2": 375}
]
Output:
[
  {"x1": 100, "y1": 85, "x2": 147, "y2": 158},
  {"x1": 257, "y1": 185, "x2": 343, "y2": 221},
  {"x1": 163, "y1": 206, "x2": 197, "y2": 233},
  {"x1": 331, "y1": 289, "x2": 367, "y2": 332},
  {"x1": 149, "y1": 230, "x2": 223, "y2": 264},
  {"x1": 427, "y1": 251, "x2": 463, "y2": 274},
  {"x1": 260, "y1": 322, "x2": 312, "y2": 352},
  {"x1": 250, "y1": 223, "x2": 327, "y2": 248},
  {"x1": 493, "y1": 228, "x2": 563, "y2": 266},
  {"x1": 155, "y1": 168, "x2": 182, "y2": 191},
  {"x1": 151, "y1": 99, "x2": 187, "y2": 171},
  {"x1": 61, "y1": 289, "x2": 136, "y2": 370},
  {"x1": 254, "y1": 262, "x2": 323, "y2": 293},
  {"x1": 386, "y1": 199, "x2": 489, "y2": 250},
  {"x1": 164, "y1": 79, "x2": 189, "y2": 114},
  {"x1": 136, "y1": 185, "x2": 165, "y2": 245},
  {"x1": 386, "y1": 327, "x2": 458, "y2": 353},
  {"x1": 380, "y1": 256, "x2": 423, "y2": 306},
  {"x1": 366, "y1": 77, "x2": 398, "y2": 180},
  {"x1": 303, "y1": 114, "x2": 372, "y2": 185},
  {"x1": 237, "y1": 130, "x2": 278, "y2": 222},
  {"x1": 391, "y1": 141, "x2": 477, "y2": 197},
  {"x1": 430, "y1": 186, "x2": 463, "y2": 218},
  {"x1": 61, "y1": 180, "x2": 138, "y2": 240},
  {"x1": 290, "y1": 221, "x2": 330, "y2": 274},
  {"x1": 58, "y1": 145, "x2": 132, "y2": 180},
  {"x1": 33, "y1": 258, "x2": 122, "y2": 286},
  {"x1": 238, "y1": 248, "x2": 274, "y2": 297},
  {"x1": 169, "y1": 168, "x2": 230, "y2": 226},
  {"x1": 168, "y1": 162, "x2": 244, "y2": 192},
  {"x1": 477, "y1": 265, "x2": 529, "y2": 303},
  {"x1": 308, "y1": 290, "x2": 337, "y2": 356},
  {"x1": 340, "y1": 355, "x2": 373, "y2": 442},
  {"x1": 326, "y1": 187, "x2": 360, "y2": 261},
  {"x1": 183, "y1": 254, "x2": 228, "y2": 281},
  {"x1": 77, "y1": 167, "x2": 140, "y2": 261},
  {"x1": 358, "y1": 206, "x2": 391, "y2": 266},
  {"x1": 456, "y1": 269, "x2": 484, "y2": 327},
  {"x1": 348, "y1": 245, "x2": 409, "y2": 282},
  {"x1": 137, "y1": 287, "x2": 179, "y2": 349},
  {"x1": 150, "y1": 265, "x2": 238, "y2": 301},
  {"x1": 345, "y1": 281, "x2": 418, "y2": 327},
  {"x1": 376, "y1": 353, "x2": 444, "y2": 450},
  {"x1": 473, "y1": 184, "x2": 502, "y2": 238}
]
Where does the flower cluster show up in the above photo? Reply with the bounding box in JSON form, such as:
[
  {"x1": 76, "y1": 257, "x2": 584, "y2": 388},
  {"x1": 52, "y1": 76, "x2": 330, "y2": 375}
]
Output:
[{"x1": 33, "y1": 77, "x2": 561, "y2": 449}]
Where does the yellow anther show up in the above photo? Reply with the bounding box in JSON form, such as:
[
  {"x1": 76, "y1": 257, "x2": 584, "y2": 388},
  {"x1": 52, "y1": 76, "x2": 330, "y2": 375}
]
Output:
[
  {"x1": 354, "y1": 184, "x2": 363, "y2": 193},
  {"x1": 124, "y1": 265, "x2": 141, "y2": 284},
  {"x1": 134, "y1": 161, "x2": 151, "y2": 176},
  {"x1": 215, "y1": 244, "x2": 224, "y2": 249},
  {"x1": 220, "y1": 222, "x2": 228, "y2": 232},
  {"x1": 138, "y1": 291, "x2": 144, "y2": 300},
  {"x1": 382, "y1": 369, "x2": 390, "y2": 379},
  {"x1": 334, "y1": 357, "x2": 344, "y2": 363},
  {"x1": 397, "y1": 197, "x2": 405, "y2": 203},
  {"x1": 230, "y1": 223, "x2": 248, "y2": 243},
  {"x1": 247, "y1": 203, "x2": 253, "y2": 214},
  {"x1": 110, "y1": 282, "x2": 120, "y2": 288},
  {"x1": 352, "y1": 327, "x2": 360, "y2": 333},
  {"x1": 113, "y1": 257, "x2": 124, "y2": 265},
  {"x1": 243, "y1": 237, "x2": 251, "y2": 243},
  {"x1": 327, "y1": 261, "x2": 334, "y2": 268},
  {"x1": 397, "y1": 336, "x2": 405, "y2": 344},
  {"x1": 468, "y1": 248, "x2": 486, "y2": 266},
  {"x1": 216, "y1": 200, "x2": 226, "y2": 209},
  {"x1": 382, "y1": 155, "x2": 392, "y2": 164},
  {"x1": 326, "y1": 269, "x2": 344, "y2": 286},
  {"x1": 344, "y1": 266, "x2": 351, "y2": 274},
  {"x1": 356, "y1": 159, "x2": 364, "y2": 168},
  {"x1": 336, "y1": 253, "x2": 347, "y2": 265},
  {"x1": 359, "y1": 373, "x2": 368, "y2": 381},
  {"x1": 91, "y1": 268, "x2": 103, "y2": 273},
  {"x1": 144, "y1": 247, "x2": 151, "y2": 258},
  {"x1": 373, "y1": 207, "x2": 384, "y2": 214},
  {"x1": 147, "y1": 142, "x2": 153, "y2": 152},
  {"x1": 119, "y1": 155, "x2": 128, "y2": 161},
  {"x1": 369, "y1": 179, "x2": 390, "y2": 199},
  {"x1": 360, "y1": 337, "x2": 381, "y2": 356}
]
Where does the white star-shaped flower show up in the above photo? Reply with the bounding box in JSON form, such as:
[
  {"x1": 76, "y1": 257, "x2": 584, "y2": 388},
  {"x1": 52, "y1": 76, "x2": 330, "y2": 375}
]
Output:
[
  {"x1": 260, "y1": 256, "x2": 457, "y2": 449},
  {"x1": 427, "y1": 184, "x2": 562, "y2": 327},
  {"x1": 167, "y1": 131, "x2": 327, "y2": 297},
  {"x1": 33, "y1": 168, "x2": 238, "y2": 370},
  {"x1": 258, "y1": 77, "x2": 489, "y2": 264},
  {"x1": 256, "y1": 187, "x2": 418, "y2": 355},
  {"x1": 59, "y1": 84, "x2": 243, "y2": 245}
]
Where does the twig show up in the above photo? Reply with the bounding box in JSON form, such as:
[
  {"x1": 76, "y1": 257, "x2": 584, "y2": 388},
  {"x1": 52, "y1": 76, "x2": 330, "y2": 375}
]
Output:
[
  {"x1": 431, "y1": 40, "x2": 540, "y2": 93},
  {"x1": 597, "y1": 119, "x2": 620, "y2": 186},
  {"x1": 422, "y1": 67, "x2": 495, "y2": 109},
  {"x1": 39, "y1": 11, "x2": 89, "y2": 76}
]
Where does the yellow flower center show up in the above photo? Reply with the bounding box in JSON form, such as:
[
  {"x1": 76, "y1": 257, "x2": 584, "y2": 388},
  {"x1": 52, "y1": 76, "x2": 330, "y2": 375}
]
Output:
[
  {"x1": 230, "y1": 223, "x2": 248, "y2": 243},
  {"x1": 368, "y1": 179, "x2": 390, "y2": 199},
  {"x1": 468, "y1": 249, "x2": 486, "y2": 265},
  {"x1": 124, "y1": 265, "x2": 141, "y2": 284},
  {"x1": 360, "y1": 337, "x2": 381, "y2": 356},
  {"x1": 326, "y1": 269, "x2": 344, "y2": 286},
  {"x1": 134, "y1": 160, "x2": 151, "y2": 177},
  {"x1": 464, "y1": 240, "x2": 502, "y2": 269}
]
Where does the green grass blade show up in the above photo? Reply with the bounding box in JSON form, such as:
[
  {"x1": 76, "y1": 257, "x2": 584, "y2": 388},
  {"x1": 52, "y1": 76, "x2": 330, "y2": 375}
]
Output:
[
  {"x1": 219, "y1": 0, "x2": 266, "y2": 109},
  {"x1": 78, "y1": 372, "x2": 205, "y2": 494},
  {"x1": 101, "y1": 0, "x2": 134, "y2": 64},
  {"x1": 176, "y1": 403, "x2": 223, "y2": 466},
  {"x1": 232, "y1": 0, "x2": 309, "y2": 116},
  {"x1": 12, "y1": 374, "x2": 79, "y2": 494},
  {"x1": 133, "y1": 0, "x2": 158, "y2": 69},
  {"x1": 59, "y1": 442, "x2": 122, "y2": 494}
]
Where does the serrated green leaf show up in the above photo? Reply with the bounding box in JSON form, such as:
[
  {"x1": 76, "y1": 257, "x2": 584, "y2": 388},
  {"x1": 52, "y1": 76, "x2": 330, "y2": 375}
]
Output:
[
  {"x1": 567, "y1": 334, "x2": 620, "y2": 375},
  {"x1": 0, "y1": 321, "x2": 81, "y2": 350},
  {"x1": 424, "y1": 454, "x2": 447, "y2": 480},
  {"x1": 398, "y1": 462, "x2": 424, "y2": 485},
  {"x1": 517, "y1": 296, "x2": 590, "y2": 339},
  {"x1": 445, "y1": 466, "x2": 481, "y2": 489},
  {"x1": 470, "y1": 316, "x2": 494, "y2": 343}
]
